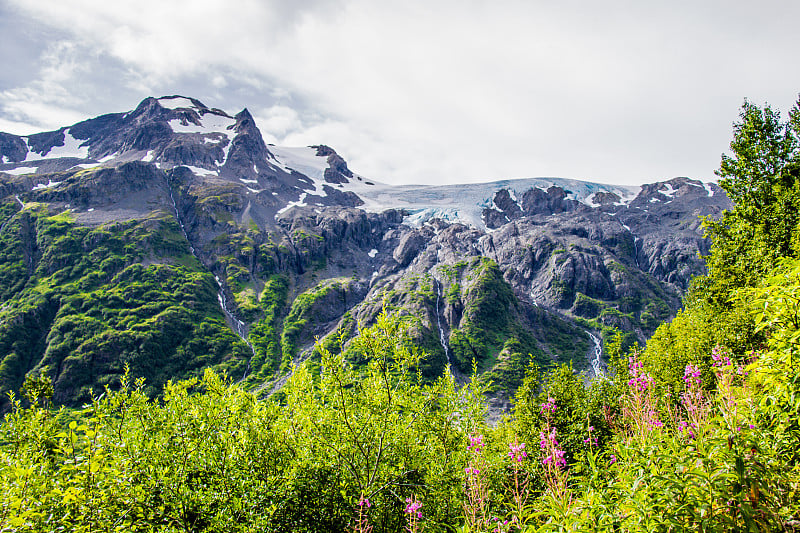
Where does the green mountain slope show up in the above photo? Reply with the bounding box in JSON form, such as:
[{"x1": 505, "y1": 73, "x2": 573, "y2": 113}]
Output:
[{"x1": 0, "y1": 97, "x2": 732, "y2": 410}]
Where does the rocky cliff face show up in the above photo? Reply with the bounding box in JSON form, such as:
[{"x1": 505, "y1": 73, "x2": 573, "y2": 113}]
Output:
[{"x1": 0, "y1": 96, "x2": 732, "y2": 410}]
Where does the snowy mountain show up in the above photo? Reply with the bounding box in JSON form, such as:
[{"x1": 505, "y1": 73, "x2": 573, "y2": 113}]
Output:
[
  {"x1": 0, "y1": 95, "x2": 723, "y2": 231},
  {"x1": 0, "y1": 96, "x2": 731, "y2": 411}
]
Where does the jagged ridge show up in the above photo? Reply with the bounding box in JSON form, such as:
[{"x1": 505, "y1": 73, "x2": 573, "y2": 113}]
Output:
[{"x1": 0, "y1": 96, "x2": 732, "y2": 410}]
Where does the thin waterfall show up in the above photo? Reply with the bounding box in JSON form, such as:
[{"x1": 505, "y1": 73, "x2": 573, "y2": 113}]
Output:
[
  {"x1": 432, "y1": 248, "x2": 465, "y2": 382},
  {"x1": 621, "y1": 221, "x2": 641, "y2": 269},
  {"x1": 434, "y1": 276, "x2": 453, "y2": 369},
  {"x1": 168, "y1": 187, "x2": 195, "y2": 255},
  {"x1": 587, "y1": 332, "x2": 603, "y2": 378},
  {"x1": 168, "y1": 181, "x2": 256, "y2": 381}
]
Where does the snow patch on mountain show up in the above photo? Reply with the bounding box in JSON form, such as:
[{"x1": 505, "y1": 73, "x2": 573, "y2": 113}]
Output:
[
  {"x1": 586, "y1": 192, "x2": 602, "y2": 207},
  {"x1": 168, "y1": 113, "x2": 236, "y2": 135},
  {"x1": 185, "y1": 165, "x2": 217, "y2": 177},
  {"x1": 269, "y1": 146, "x2": 328, "y2": 180},
  {"x1": 269, "y1": 145, "x2": 338, "y2": 197},
  {"x1": 3, "y1": 166, "x2": 38, "y2": 176},
  {"x1": 158, "y1": 97, "x2": 199, "y2": 110},
  {"x1": 276, "y1": 192, "x2": 309, "y2": 216},
  {"x1": 660, "y1": 182, "x2": 677, "y2": 198},
  {"x1": 24, "y1": 130, "x2": 89, "y2": 161},
  {"x1": 32, "y1": 179, "x2": 62, "y2": 190}
]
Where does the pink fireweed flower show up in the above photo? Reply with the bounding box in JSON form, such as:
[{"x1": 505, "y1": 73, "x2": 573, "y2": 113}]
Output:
[
  {"x1": 539, "y1": 417, "x2": 569, "y2": 498},
  {"x1": 680, "y1": 361, "x2": 710, "y2": 439},
  {"x1": 541, "y1": 396, "x2": 557, "y2": 416},
  {"x1": 623, "y1": 352, "x2": 664, "y2": 438},
  {"x1": 649, "y1": 413, "x2": 663, "y2": 428},
  {"x1": 505, "y1": 437, "x2": 531, "y2": 527},
  {"x1": 463, "y1": 432, "x2": 493, "y2": 531},
  {"x1": 492, "y1": 517, "x2": 511, "y2": 533},
  {"x1": 355, "y1": 493, "x2": 374, "y2": 533},
  {"x1": 609, "y1": 454, "x2": 617, "y2": 465},
  {"x1": 711, "y1": 345, "x2": 739, "y2": 379},
  {"x1": 539, "y1": 428, "x2": 566, "y2": 468},
  {"x1": 583, "y1": 425, "x2": 598, "y2": 447},
  {"x1": 677, "y1": 419, "x2": 696, "y2": 439},
  {"x1": 542, "y1": 449, "x2": 566, "y2": 468},
  {"x1": 508, "y1": 441, "x2": 527, "y2": 462},
  {"x1": 628, "y1": 355, "x2": 654, "y2": 393},
  {"x1": 683, "y1": 364, "x2": 702, "y2": 388},
  {"x1": 405, "y1": 497, "x2": 422, "y2": 519},
  {"x1": 539, "y1": 429, "x2": 550, "y2": 450},
  {"x1": 467, "y1": 434, "x2": 484, "y2": 452},
  {"x1": 711, "y1": 345, "x2": 732, "y2": 367}
]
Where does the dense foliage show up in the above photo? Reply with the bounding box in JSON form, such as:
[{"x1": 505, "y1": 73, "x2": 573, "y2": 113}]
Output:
[
  {"x1": 3, "y1": 96, "x2": 800, "y2": 531},
  {"x1": 0, "y1": 207, "x2": 247, "y2": 410}
]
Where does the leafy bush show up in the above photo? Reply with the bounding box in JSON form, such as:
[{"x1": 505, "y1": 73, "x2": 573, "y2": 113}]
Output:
[{"x1": 4, "y1": 95, "x2": 800, "y2": 532}]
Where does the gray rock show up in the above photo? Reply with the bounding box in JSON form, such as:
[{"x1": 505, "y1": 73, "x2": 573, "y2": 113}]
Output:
[{"x1": 0, "y1": 95, "x2": 736, "y2": 408}]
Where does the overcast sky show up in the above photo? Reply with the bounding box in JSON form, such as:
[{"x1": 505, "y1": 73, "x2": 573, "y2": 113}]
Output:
[{"x1": 1, "y1": 0, "x2": 799, "y2": 186}]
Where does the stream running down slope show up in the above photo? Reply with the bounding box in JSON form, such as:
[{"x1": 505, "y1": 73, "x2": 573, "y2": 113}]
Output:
[
  {"x1": 167, "y1": 180, "x2": 257, "y2": 381},
  {"x1": 432, "y1": 254, "x2": 466, "y2": 384},
  {"x1": 587, "y1": 332, "x2": 603, "y2": 378},
  {"x1": 434, "y1": 277, "x2": 453, "y2": 368}
]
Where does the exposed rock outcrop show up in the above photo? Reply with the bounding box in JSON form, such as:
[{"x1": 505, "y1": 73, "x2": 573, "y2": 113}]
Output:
[{"x1": 0, "y1": 95, "x2": 733, "y2": 411}]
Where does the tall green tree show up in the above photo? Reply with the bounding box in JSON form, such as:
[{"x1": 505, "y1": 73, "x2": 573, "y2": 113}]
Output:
[
  {"x1": 704, "y1": 97, "x2": 800, "y2": 300},
  {"x1": 717, "y1": 99, "x2": 797, "y2": 209},
  {"x1": 642, "y1": 96, "x2": 800, "y2": 391}
]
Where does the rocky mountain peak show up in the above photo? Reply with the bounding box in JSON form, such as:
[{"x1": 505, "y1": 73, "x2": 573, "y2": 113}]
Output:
[
  {"x1": 155, "y1": 95, "x2": 208, "y2": 112},
  {"x1": 0, "y1": 96, "x2": 734, "y2": 410},
  {"x1": 234, "y1": 107, "x2": 256, "y2": 125}
]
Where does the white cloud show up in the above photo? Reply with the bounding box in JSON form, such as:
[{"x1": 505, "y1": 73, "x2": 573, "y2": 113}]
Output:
[
  {"x1": 254, "y1": 105, "x2": 304, "y2": 143},
  {"x1": 211, "y1": 75, "x2": 228, "y2": 89},
  {"x1": 0, "y1": 40, "x2": 96, "y2": 131},
  {"x1": 2, "y1": 0, "x2": 800, "y2": 185},
  {"x1": 0, "y1": 117, "x2": 42, "y2": 136}
]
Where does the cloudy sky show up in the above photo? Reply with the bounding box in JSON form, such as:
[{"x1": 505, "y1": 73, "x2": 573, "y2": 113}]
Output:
[{"x1": 1, "y1": 0, "x2": 799, "y2": 186}]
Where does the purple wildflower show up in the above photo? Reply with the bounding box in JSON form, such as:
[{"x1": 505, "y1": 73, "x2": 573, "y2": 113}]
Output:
[
  {"x1": 628, "y1": 356, "x2": 654, "y2": 393},
  {"x1": 467, "y1": 434, "x2": 484, "y2": 452},
  {"x1": 539, "y1": 428, "x2": 566, "y2": 468},
  {"x1": 712, "y1": 345, "x2": 732, "y2": 368},
  {"x1": 583, "y1": 425, "x2": 598, "y2": 447},
  {"x1": 678, "y1": 419, "x2": 696, "y2": 439},
  {"x1": 508, "y1": 441, "x2": 527, "y2": 462},
  {"x1": 683, "y1": 364, "x2": 702, "y2": 388},
  {"x1": 405, "y1": 497, "x2": 422, "y2": 519},
  {"x1": 541, "y1": 396, "x2": 557, "y2": 416}
]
